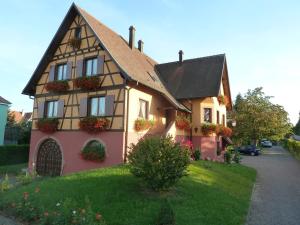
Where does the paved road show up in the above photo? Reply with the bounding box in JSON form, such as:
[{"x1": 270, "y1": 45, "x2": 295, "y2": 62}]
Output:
[{"x1": 243, "y1": 146, "x2": 300, "y2": 225}]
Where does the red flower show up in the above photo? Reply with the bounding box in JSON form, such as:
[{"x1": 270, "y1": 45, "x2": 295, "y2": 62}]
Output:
[
  {"x1": 36, "y1": 118, "x2": 59, "y2": 133},
  {"x1": 73, "y1": 76, "x2": 101, "y2": 91},
  {"x1": 35, "y1": 187, "x2": 40, "y2": 193},
  {"x1": 79, "y1": 117, "x2": 109, "y2": 133},
  {"x1": 95, "y1": 213, "x2": 102, "y2": 221},
  {"x1": 23, "y1": 192, "x2": 29, "y2": 200},
  {"x1": 44, "y1": 212, "x2": 49, "y2": 217},
  {"x1": 175, "y1": 116, "x2": 191, "y2": 131},
  {"x1": 45, "y1": 80, "x2": 69, "y2": 93}
]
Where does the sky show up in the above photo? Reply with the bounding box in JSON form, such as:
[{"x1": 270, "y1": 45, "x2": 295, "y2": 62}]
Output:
[{"x1": 0, "y1": 0, "x2": 299, "y2": 124}]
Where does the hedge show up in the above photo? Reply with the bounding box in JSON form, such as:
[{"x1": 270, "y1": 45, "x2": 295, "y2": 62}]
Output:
[
  {"x1": 282, "y1": 139, "x2": 300, "y2": 160},
  {"x1": 0, "y1": 144, "x2": 29, "y2": 166}
]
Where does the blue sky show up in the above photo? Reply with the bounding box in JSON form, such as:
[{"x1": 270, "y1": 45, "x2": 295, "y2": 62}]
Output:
[{"x1": 1, "y1": 0, "x2": 299, "y2": 124}]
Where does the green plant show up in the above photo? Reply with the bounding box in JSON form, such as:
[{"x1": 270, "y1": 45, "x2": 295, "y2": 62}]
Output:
[
  {"x1": 224, "y1": 151, "x2": 232, "y2": 164},
  {"x1": 201, "y1": 123, "x2": 217, "y2": 136},
  {"x1": 36, "y1": 118, "x2": 59, "y2": 133},
  {"x1": 233, "y1": 151, "x2": 242, "y2": 164},
  {"x1": 175, "y1": 115, "x2": 191, "y2": 130},
  {"x1": 81, "y1": 141, "x2": 106, "y2": 162},
  {"x1": 134, "y1": 118, "x2": 154, "y2": 131},
  {"x1": 128, "y1": 135, "x2": 190, "y2": 191},
  {"x1": 193, "y1": 148, "x2": 201, "y2": 161},
  {"x1": 1, "y1": 174, "x2": 12, "y2": 192},
  {"x1": 79, "y1": 116, "x2": 110, "y2": 133},
  {"x1": 73, "y1": 76, "x2": 101, "y2": 90},
  {"x1": 45, "y1": 80, "x2": 69, "y2": 93},
  {"x1": 283, "y1": 138, "x2": 300, "y2": 160},
  {"x1": 156, "y1": 199, "x2": 175, "y2": 225},
  {"x1": 0, "y1": 145, "x2": 29, "y2": 166},
  {"x1": 16, "y1": 171, "x2": 37, "y2": 185}
]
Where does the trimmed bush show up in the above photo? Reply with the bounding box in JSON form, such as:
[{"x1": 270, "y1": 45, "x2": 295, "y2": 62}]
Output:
[
  {"x1": 284, "y1": 138, "x2": 300, "y2": 160},
  {"x1": 128, "y1": 135, "x2": 190, "y2": 191},
  {"x1": 224, "y1": 151, "x2": 232, "y2": 164},
  {"x1": 0, "y1": 145, "x2": 29, "y2": 166},
  {"x1": 81, "y1": 141, "x2": 106, "y2": 162},
  {"x1": 156, "y1": 200, "x2": 175, "y2": 225}
]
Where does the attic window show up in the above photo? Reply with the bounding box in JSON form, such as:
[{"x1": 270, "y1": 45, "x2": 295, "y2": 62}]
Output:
[{"x1": 75, "y1": 27, "x2": 81, "y2": 39}]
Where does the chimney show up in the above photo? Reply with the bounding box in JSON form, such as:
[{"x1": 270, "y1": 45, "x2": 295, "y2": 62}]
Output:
[
  {"x1": 179, "y1": 50, "x2": 184, "y2": 63},
  {"x1": 129, "y1": 26, "x2": 135, "y2": 49},
  {"x1": 138, "y1": 40, "x2": 144, "y2": 53}
]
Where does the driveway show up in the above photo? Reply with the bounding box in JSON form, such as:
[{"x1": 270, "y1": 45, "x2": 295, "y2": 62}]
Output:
[{"x1": 243, "y1": 146, "x2": 300, "y2": 225}]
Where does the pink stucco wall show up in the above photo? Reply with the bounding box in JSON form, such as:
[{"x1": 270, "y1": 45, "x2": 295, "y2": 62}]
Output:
[{"x1": 29, "y1": 130, "x2": 125, "y2": 175}]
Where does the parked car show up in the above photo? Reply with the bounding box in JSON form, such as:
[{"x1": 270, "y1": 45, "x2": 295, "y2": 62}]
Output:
[
  {"x1": 261, "y1": 140, "x2": 272, "y2": 148},
  {"x1": 236, "y1": 145, "x2": 261, "y2": 156}
]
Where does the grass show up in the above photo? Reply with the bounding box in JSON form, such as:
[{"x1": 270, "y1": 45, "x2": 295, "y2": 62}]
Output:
[
  {"x1": 0, "y1": 161, "x2": 256, "y2": 225},
  {"x1": 0, "y1": 163, "x2": 27, "y2": 176}
]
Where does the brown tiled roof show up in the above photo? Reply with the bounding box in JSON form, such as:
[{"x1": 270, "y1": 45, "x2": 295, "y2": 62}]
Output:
[{"x1": 0, "y1": 96, "x2": 11, "y2": 105}]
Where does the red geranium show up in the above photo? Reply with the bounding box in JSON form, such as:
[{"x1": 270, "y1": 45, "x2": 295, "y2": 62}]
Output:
[
  {"x1": 79, "y1": 116, "x2": 109, "y2": 133},
  {"x1": 73, "y1": 76, "x2": 100, "y2": 91},
  {"x1": 217, "y1": 125, "x2": 232, "y2": 137},
  {"x1": 36, "y1": 118, "x2": 59, "y2": 133},
  {"x1": 45, "y1": 80, "x2": 69, "y2": 93},
  {"x1": 201, "y1": 123, "x2": 217, "y2": 136},
  {"x1": 175, "y1": 116, "x2": 191, "y2": 131},
  {"x1": 134, "y1": 118, "x2": 154, "y2": 131}
]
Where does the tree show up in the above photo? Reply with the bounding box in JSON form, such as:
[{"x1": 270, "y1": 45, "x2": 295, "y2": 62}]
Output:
[
  {"x1": 294, "y1": 117, "x2": 300, "y2": 135},
  {"x1": 231, "y1": 87, "x2": 292, "y2": 145}
]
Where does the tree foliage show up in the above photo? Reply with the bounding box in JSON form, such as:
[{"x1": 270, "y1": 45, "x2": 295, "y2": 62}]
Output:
[
  {"x1": 231, "y1": 87, "x2": 292, "y2": 145},
  {"x1": 294, "y1": 118, "x2": 300, "y2": 135}
]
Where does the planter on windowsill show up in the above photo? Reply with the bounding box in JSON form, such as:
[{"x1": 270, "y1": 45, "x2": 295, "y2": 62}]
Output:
[
  {"x1": 217, "y1": 95, "x2": 229, "y2": 106},
  {"x1": 175, "y1": 116, "x2": 191, "y2": 131},
  {"x1": 201, "y1": 123, "x2": 217, "y2": 136},
  {"x1": 134, "y1": 118, "x2": 154, "y2": 132},
  {"x1": 216, "y1": 125, "x2": 232, "y2": 137},
  {"x1": 68, "y1": 37, "x2": 81, "y2": 49},
  {"x1": 45, "y1": 80, "x2": 70, "y2": 93},
  {"x1": 73, "y1": 76, "x2": 101, "y2": 91},
  {"x1": 36, "y1": 118, "x2": 59, "y2": 133},
  {"x1": 79, "y1": 116, "x2": 110, "y2": 133}
]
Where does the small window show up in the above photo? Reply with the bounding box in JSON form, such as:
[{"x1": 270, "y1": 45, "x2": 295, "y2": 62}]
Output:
[
  {"x1": 217, "y1": 110, "x2": 220, "y2": 124},
  {"x1": 89, "y1": 96, "x2": 105, "y2": 116},
  {"x1": 138, "y1": 99, "x2": 148, "y2": 119},
  {"x1": 56, "y1": 63, "x2": 67, "y2": 80},
  {"x1": 46, "y1": 101, "x2": 58, "y2": 118},
  {"x1": 85, "y1": 58, "x2": 98, "y2": 76},
  {"x1": 204, "y1": 108, "x2": 212, "y2": 123},
  {"x1": 75, "y1": 27, "x2": 81, "y2": 39}
]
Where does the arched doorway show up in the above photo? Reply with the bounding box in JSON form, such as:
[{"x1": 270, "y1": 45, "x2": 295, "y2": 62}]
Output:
[{"x1": 36, "y1": 139, "x2": 62, "y2": 176}]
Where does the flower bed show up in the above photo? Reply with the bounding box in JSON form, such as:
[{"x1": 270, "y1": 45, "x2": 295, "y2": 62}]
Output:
[
  {"x1": 36, "y1": 118, "x2": 59, "y2": 133},
  {"x1": 81, "y1": 141, "x2": 106, "y2": 162},
  {"x1": 73, "y1": 76, "x2": 101, "y2": 91},
  {"x1": 217, "y1": 95, "x2": 229, "y2": 106},
  {"x1": 45, "y1": 80, "x2": 69, "y2": 93},
  {"x1": 134, "y1": 118, "x2": 154, "y2": 132},
  {"x1": 68, "y1": 37, "x2": 81, "y2": 49},
  {"x1": 79, "y1": 116, "x2": 109, "y2": 133},
  {"x1": 175, "y1": 116, "x2": 191, "y2": 130},
  {"x1": 216, "y1": 125, "x2": 232, "y2": 137},
  {"x1": 201, "y1": 123, "x2": 217, "y2": 136}
]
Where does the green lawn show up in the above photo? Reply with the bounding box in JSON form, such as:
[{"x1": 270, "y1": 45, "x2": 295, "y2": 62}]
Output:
[
  {"x1": 0, "y1": 161, "x2": 256, "y2": 225},
  {"x1": 0, "y1": 163, "x2": 27, "y2": 176}
]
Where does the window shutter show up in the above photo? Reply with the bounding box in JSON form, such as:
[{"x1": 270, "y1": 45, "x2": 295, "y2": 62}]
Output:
[
  {"x1": 76, "y1": 59, "x2": 83, "y2": 78},
  {"x1": 66, "y1": 61, "x2": 73, "y2": 79},
  {"x1": 57, "y1": 100, "x2": 65, "y2": 118},
  {"x1": 97, "y1": 55, "x2": 104, "y2": 75},
  {"x1": 79, "y1": 97, "x2": 88, "y2": 117},
  {"x1": 105, "y1": 95, "x2": 114, "y2": 116},
  {"x1": 37, "y1": 101, "x2": 45, "y2": 118},
  {"x1": 49, "y1": 65, "x2": 55, "y2": 81}
]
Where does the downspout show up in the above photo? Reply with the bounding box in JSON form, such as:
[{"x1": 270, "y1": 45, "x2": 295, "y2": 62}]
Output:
[
  {"x1": 190, "y1": 100, "x2": 193, "y2": 142},
  {"x1": 124, "y1": 81, "x2": 139, "y2": 163}
]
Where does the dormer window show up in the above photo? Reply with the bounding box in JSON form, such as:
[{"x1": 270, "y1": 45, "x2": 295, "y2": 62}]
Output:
[{"x1": 75, "y1": 27, "x2": 81, "y2": 39}]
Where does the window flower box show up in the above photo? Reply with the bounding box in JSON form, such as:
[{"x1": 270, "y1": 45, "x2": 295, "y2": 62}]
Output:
[
  {"x1": 73, "y1": 76, "x2": 101, "y2": 91},
  {"x1": 175, "y1": 116, "x2": 191, "y2": 131},
  {"x1": 201, "y1": 123, "x2": 217, "y2": 136},
  {"x1": 216, "y1": 125, "x2": 232, "y2": 137},
  {"x1": 217, "y1": 95, "x2": 229, "y2": 106},
  {"x1": 79, "y1": 116, "x2": 110, "y2": 133},
  {"x1": 36, "y1": 118, "x2": 59, "y2": 133},
  {"x1": 45, "y1": 80, "x2": 69, "y2": 93},
  {"x1": 134, "y1": 118, "x2": 154, "y2": 132},
  {"x1": 68, "y1": 37, "x2": 81, "y2": 49}
]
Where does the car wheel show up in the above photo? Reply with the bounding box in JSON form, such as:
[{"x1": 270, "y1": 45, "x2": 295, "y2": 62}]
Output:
[{"x1": 251, "y1": 152, "x2": 255, "y2": 156}]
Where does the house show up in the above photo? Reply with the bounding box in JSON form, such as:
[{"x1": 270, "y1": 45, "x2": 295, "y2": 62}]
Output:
[
  {"x1": 22, "y1": 4, "x2": 232, "y2": 176},
  {"x1": 0, "y1": 96, "x2": 11, "y2": 145}
]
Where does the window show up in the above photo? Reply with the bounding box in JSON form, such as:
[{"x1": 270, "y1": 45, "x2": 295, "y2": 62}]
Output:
[
  {"x1": 138, "y1": 99, "x2": 148, "y2": 119},
  {"x1": 85, "y1": 58, "x2": 98, "y2": 76},
  {"x1": 89, "y1": 96, "x2": 105, "y2": 116},
  {"x1": 56, "y1": 63, "x2": 67, "y2": 80},
  {"x1": 46, "y1": 101, "x2": 58, "y2": 118},
  {"x1": 204, "y1": 108, "x2": 212, "y2": 123},
  {"x1": 75, "y1": 27, "x2": 81, "y2": 39}
]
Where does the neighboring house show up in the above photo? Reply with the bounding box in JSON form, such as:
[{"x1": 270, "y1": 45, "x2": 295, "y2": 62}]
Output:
[
  {"x1": 22, "y1": 4, "x2": 232, "y2": 176},
  {"x1": 0, "y1": 96, "x2": 11, "y2": 145}
]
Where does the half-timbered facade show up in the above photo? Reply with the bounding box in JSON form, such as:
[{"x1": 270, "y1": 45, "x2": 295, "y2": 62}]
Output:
[{"x1": 23, "y1": 4, "x2": 233, "y2": 175}]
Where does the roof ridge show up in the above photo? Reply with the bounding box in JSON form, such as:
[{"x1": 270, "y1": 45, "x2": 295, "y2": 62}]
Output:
[{"x1": 157, "y1": 53, "x2": 225, "y2": 66}]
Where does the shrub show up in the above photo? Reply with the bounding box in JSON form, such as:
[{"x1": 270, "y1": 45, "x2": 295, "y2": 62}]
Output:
[
  {"x1": 128, "y1": 135, "x2": 190, "y2": 191},
  {"x1": 0, "y1": 145, "x2": 29, "y2": 166},
  {"x1": 36, "y1": 118, "x2": 59, "y2": 133},
  {"x1": 73, "y1": 76, "x2": 100, "y2": 90},
  {"x1": 16, "y1": 171, "x2": 37, "y2": 185},
  {"x1": 1, "y1": 174, "x2": 12, "y2": 192},
  {"x1": 156, "y1": 200, "x2": 175, "y2": 225},
  {"x1": 233, "y1": 151, "x2": 242, "y2": 164},
  {"x1": 134, "y1": 118, "x2": 154, "y2": 132},
  {"x1": 201, "y1": 123, "x2": 217, "y2": 136},
  {"x1": 193, "y1": 148, "x2": 201, "y2": 161},
  {"x1": 224, "y1": 151, "x2": 232, "y2": 164},
  {"x1": 175, "y1": 115, "x2": 191, "y2": 130},
  {"x1": 79, "y1": 116, "x2": 110, "y2": 133},
  {"x1": 81, "y1": 141, "x2": 106, "y2": 162},
  {"x1": 45, "y1": 80, "x2": 69, "y2": 93},
  {"x1": 284, "y1": 138, "x2": 300, "y2": 160}
]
